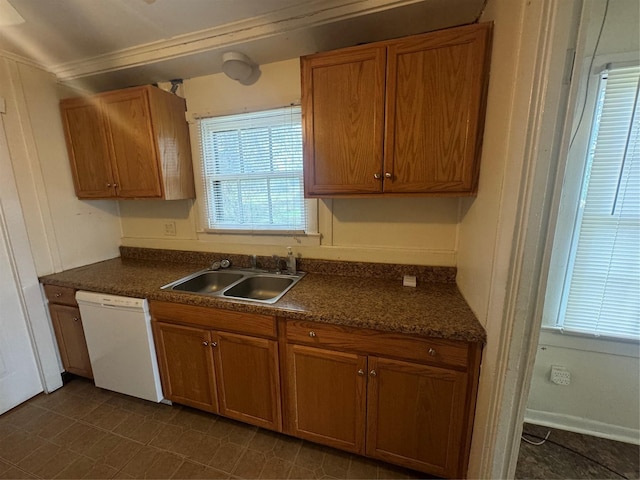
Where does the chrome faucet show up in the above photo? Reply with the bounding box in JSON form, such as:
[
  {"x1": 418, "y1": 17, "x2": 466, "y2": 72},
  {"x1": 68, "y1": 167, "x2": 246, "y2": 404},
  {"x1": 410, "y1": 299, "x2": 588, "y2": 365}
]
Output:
[{"x1": 250, "y1": 254, "x2": 257, "y2": 270}]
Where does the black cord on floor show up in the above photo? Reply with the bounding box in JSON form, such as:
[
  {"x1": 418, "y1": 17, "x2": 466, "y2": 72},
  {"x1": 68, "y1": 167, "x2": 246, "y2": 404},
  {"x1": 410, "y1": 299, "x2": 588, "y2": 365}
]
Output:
[{"x1": 521, "y1": 431, "x2": 630, "y2": 479}]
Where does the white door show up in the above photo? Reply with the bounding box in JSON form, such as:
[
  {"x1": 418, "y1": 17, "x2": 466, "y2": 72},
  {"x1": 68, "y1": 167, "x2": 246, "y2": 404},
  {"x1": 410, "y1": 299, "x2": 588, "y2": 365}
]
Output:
[
  {"x1": 0, "y1": 205, "x2": 43, "y2": 414},
  {"x1": 0, "y1": 101, "x2": 43, "y2": 414}
]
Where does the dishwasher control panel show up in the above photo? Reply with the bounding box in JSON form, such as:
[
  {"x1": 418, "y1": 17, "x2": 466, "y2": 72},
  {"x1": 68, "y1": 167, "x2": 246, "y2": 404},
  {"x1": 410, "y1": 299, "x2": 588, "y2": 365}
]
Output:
[{"x1": 76, "y1": 291, "x2": 147, "y2": 310}]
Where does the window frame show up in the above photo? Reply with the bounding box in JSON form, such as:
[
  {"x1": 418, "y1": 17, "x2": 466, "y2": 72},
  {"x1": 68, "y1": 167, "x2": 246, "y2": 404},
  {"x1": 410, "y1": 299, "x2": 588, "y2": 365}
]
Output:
[
  {"x1": 190, "y1": 105, "x2": 319, "y2": 241},
  {"x1": 542, "y1": 55, "x2": 640, "y2": 343}
]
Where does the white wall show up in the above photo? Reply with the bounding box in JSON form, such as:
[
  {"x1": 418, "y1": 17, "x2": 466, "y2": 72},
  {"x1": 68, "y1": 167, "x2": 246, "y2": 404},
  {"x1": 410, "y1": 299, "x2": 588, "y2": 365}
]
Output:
[
  {"x1": 0, "y1": 54, "x2": 121, "y2": 275},
  {"x1": 455, "y1": 1, "x2": 640, "y2": 475},
  {"x1": 0, "y1": 53, "x2": 122, "y2": 386},
  {"x1": 0, "y1": 95, "x2": 62, "y2": 396},
  {"x1": 526, "y1": 0, "x2": 640, "y2": 443},
  {"x1": 455, "y1": 0, "x2": 530, "y2": 474},
  {"x1": 526, "y1": 333, "x2": 640, "y2": 443},
  {"x1": 118, "y1": 58, "x2": 461, "y2": 267}
]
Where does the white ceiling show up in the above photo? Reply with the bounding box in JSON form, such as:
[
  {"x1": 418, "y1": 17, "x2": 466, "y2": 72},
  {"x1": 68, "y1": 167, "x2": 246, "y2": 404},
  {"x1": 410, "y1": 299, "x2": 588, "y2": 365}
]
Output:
[{"x1": 0, "y1": 0, "x2": 486, "y2": 91}]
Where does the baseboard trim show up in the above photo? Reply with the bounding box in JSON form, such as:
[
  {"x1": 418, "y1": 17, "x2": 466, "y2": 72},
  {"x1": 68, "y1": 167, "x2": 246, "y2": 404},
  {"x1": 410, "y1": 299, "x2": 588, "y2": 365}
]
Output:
[{"x1": 525, "y1": 408, "x2": 640, "y2": 445}]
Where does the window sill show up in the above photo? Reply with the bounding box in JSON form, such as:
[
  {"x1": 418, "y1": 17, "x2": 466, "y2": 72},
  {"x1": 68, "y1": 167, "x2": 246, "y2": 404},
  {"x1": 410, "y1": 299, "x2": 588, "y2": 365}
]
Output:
[{"x1": 539, "y1": 328, "x2": 640, "y2": 358}]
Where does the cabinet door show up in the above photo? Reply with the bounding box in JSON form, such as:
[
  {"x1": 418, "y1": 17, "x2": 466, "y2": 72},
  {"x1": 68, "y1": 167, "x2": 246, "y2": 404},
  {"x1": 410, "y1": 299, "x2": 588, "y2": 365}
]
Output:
[
  {"x1": 211, "y1": 331, "x2": 282, "y2": 431},
  {"x1": 302, "y1": 46, "x2": 386, "y2": 196},
  {"x1": 366, "y1": 356, "x2": 467, "y2": 478},
  {"x1": 60, "y1": 98, "x2": 115, "y2": 198},
  {"x1": 384, "y1": 23, "x2": 491, "y2": 194},
  {"x1": 152, "y1": 322, "x2": 218, "y2": 413},
  {"x1": 49, "y1": 304, "x2": 93, "y2": 378},
  {"x1": 285, "y1": 344, "x2": 367, "y2": 454},
  {"x1": 102, "y1": 89, "x2": 163, "y2": 198}
]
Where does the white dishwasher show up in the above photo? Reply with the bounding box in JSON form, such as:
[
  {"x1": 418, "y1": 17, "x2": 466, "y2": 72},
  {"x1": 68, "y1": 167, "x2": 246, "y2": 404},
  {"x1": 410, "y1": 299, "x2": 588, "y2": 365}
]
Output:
[{"x1": 76, "y1": 291, "x2": 164, "y2": 402}]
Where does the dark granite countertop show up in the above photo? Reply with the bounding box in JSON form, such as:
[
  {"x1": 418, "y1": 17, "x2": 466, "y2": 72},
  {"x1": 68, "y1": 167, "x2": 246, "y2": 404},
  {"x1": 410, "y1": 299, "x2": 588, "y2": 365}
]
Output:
[{"x1": 40, "y1": 252, "x2": 486, "y2": 343}]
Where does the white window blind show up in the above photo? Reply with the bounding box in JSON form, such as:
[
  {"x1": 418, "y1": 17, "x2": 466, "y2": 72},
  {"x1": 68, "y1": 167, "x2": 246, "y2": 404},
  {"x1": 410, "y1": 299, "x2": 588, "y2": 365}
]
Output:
[
  {"x1": 198, "y1": 106, "x2": 306, "y2": 232},
  {"x1": 558, "y1": 64, "x2": 640, "y2": 340}
]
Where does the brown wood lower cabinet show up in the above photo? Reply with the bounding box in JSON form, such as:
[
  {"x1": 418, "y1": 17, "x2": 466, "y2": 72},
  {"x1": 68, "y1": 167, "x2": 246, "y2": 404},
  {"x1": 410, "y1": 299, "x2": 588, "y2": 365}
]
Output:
[
  {"x1": 285, "y1": 344, "x2": 367, "y2": 454},
  {"x1": 281, "y1": 319, "x2": 481, "y2": 479},
  {"x1": 150, "y1": 301, "x2": 282, "y2": 432},
  {"x1": 49, "y1": 304, "x2": 93, "y2": 379},
  {"x1": 149, "y1": 301, "x2": 481, "y2": 478},
  {"x1": 366, "y1": 356, "x2": 468, "y2": 477},
  {"x1": 152, "y1": 322, "x2": 218, "y2": 413},
  {"x1": 212, "y1": 331, "x2": 282, "y2": 430},
  {"x1": 44, "y1": 284, "x2": 92, "y2": 379}
]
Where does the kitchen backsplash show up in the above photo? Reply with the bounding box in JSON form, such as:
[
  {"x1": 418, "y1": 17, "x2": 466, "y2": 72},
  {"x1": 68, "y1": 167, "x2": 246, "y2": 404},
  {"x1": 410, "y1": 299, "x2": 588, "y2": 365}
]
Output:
[{"x1": 119, "y1": 246, "x2": 456, "y2": 284}]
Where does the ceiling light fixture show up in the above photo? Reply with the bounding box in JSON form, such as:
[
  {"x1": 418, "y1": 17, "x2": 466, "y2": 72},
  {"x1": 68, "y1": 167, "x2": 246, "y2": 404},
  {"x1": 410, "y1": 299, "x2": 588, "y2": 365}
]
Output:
[{"x1": 221, "y1": 52, "x2": 260, "y2": 86}]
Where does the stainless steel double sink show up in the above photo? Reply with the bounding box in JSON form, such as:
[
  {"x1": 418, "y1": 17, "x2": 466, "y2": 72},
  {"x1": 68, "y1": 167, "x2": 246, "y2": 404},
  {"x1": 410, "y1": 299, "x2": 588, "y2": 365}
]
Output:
[{"x1": 161, "y1": 268, "x2": 305, "y2": 304}]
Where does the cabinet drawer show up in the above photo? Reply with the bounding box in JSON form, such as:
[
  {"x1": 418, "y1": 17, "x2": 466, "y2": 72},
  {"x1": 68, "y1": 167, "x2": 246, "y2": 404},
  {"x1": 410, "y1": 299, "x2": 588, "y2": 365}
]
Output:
[
  {"x1": 285, "y1": 320, "x2": 469, "y2": 369},
  {"x1": 150, "y1": 301, "x2": 277, "y2": 339},
  {"x1": 43, "y1": 284, "x2": 77, "y2": 306}
]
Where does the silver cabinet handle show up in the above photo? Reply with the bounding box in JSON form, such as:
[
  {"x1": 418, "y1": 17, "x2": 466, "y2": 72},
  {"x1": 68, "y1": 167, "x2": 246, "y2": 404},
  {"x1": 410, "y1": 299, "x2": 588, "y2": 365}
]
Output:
[
  {"x1": 106, "y1": 183, "x2": 112, "y2": 187},
  {"x1": 384, "y1": 172, "x2": 392, "y2": 179},
  {"x1": 369, "y1": 370, "x2": 377, "y2": 377},
  {"x1": 428, "y1": 348, "x2": 436, "y2": 356},
  {"x1": 373, "y1": 173, "x2": 381, "y2": 179},
  {"x1": 357, "y1": 369, "x2": 365, "y2": 376},
  {"x1": 55, "y1": 293, "x2": 62, "y2": 297},
  {"x1": 202, "y1": 341, "x2": 209, "y2": 346},
  {"x1": 113, "y1": 184, "x2": 118, "y2": 188},
  {"x1": 211, "y1": 342, "x2": 218, "y2": 347},
  {"x1": 72, "y1": 317, "x2": 79, "y2": 322},
  {"x1": 308, "y1": 331, "x2": 316, "y2": 338}
]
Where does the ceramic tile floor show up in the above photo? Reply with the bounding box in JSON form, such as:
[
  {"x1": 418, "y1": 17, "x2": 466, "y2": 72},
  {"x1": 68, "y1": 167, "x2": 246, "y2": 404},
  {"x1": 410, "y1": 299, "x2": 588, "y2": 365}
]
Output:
[
  {"x1": 7, "y1": 378, "x2": 636, "y2": 480},
  {"x1": 516, "y1": 423, "x2": 640, "y2": 480},
  {"x1": 0, "y1": 377, "x2": 427, "y2": 479}
]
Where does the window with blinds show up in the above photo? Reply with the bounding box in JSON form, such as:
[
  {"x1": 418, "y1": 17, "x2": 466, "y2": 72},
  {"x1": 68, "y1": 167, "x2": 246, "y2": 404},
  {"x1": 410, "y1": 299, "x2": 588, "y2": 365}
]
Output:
[
  {"x1": 198, "y1": 106, "x2": 306, "y2": 232},
  {"x1": 557, "y1": 64, "x2": 640, "y2": 340}
]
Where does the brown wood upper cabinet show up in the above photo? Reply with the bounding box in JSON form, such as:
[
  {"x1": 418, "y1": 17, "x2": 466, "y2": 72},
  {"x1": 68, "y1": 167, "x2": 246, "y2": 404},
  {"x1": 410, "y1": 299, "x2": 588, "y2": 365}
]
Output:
[
  {"x1": 60, "y1": 85, "x2": 195, "y2": 200},
  {"x1": 302, "y1": 22, "x2": 492, "y2": 197}
]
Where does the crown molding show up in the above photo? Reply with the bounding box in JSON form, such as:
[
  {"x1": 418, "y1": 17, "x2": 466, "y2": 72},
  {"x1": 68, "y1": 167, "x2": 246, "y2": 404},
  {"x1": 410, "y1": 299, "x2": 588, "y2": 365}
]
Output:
[
  {"x1": 51, "y1": 0, "x2": 425, "y2": 81},
  {"x1": 0, "y1": 48, "x2": 47, "y2": 71}
]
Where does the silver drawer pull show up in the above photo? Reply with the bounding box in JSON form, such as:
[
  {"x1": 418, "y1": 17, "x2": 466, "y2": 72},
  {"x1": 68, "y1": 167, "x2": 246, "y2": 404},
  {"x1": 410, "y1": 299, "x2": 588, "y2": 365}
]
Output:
[
  {"x1": 357, "y1": 369, "x2": 364, "y2": 376},
  {"x1": 202, "y1": 341, "x2": 209, "y2": 346},
  {"x1": 428, "y1": 348, "x2": 436, "y2": 356},
  {"x1": 369, "y1": 370, "x2": 377, "y2": 377},
  {"x1": 308, "y1": 331, "x2": 316, "y2": 338},
  {"x1": 211, "y1": 342, "x2": 218, "y2": 347}
]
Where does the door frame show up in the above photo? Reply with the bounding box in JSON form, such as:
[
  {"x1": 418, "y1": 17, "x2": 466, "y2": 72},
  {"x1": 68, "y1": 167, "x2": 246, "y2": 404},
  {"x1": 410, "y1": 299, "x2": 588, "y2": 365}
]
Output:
[
  {"x1": 477, "y1": 1, "x2": 586, "y2": 478},
  {"x1": 0, "y1": 99, "x2": 63, "y2": 395}
]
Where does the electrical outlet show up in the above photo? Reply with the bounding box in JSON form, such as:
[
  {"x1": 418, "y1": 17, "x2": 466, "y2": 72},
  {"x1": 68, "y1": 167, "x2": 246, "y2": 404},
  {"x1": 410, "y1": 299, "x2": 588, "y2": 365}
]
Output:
[
  {"x1": 163, "y1": 221, "x2": 176, "y2": 236},
  {"x1": 550, "y1": 365, "x2": 571, "y2": 385}
]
